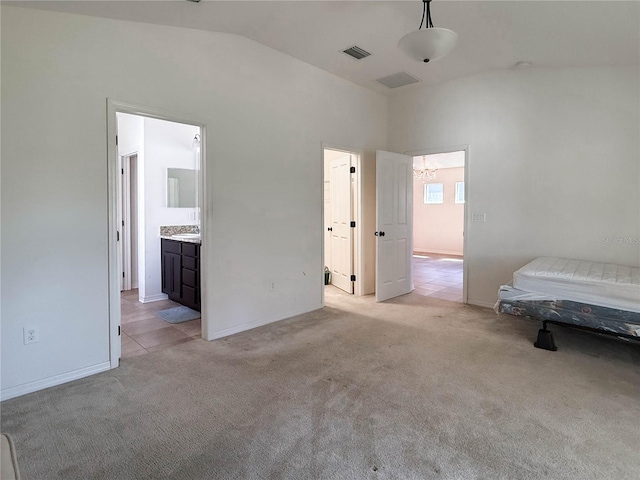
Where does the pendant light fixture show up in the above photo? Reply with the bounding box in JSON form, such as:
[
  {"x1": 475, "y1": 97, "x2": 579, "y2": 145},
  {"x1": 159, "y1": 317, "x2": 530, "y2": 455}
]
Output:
[{"x1": 398, "y1": 0, "x2": 457, "y2": 63}]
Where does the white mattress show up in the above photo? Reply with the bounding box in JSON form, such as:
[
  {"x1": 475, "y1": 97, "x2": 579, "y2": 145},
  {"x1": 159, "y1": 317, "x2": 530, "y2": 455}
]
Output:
[{"x1": 512, "y1": 257, "x2": 640, "y2": 313}]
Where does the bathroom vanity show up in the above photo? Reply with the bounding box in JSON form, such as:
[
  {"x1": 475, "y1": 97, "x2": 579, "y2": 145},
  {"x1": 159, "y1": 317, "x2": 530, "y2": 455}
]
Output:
[{"x1": 161, "y1": 236, "x2": 201, "y2": 312}]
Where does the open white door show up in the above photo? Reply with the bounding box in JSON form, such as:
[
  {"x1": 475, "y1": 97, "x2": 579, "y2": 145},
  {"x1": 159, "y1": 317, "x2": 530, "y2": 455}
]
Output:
[
  {"x1": 117, "y1": 155, "x2": 124, "y2": 291},
  {"x1": 329, "y1": 154, "x2": 354, "y2": 294},
  {"x1": 375, "y1": 150, "x2": 413, "y2": 302}
]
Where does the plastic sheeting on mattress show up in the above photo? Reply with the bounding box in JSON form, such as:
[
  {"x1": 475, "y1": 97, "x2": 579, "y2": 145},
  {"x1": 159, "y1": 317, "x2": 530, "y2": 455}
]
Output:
[
  {"x1": 512, "y1": 257, "x2": 640, "y2": 313},
  {"x1": 495, "y1": 295, "x2": 640, "y2": 338}
]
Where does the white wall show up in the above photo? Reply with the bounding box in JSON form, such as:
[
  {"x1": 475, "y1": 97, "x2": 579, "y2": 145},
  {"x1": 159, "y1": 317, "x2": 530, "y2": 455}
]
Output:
[
  {"x1": 389, "y1": 66, "x2": 640, "y2": 307},
  {"x1": 117, "y1": 113, "x2": 144, "y2": 292},
  {"x1": 142, "y1": 117, "x2": 199, "y2": 303},
  {"x1": 117, "y1": 113, "x2": 143, "y2": 158},
  {"x1": 0, "y1": 6, "x2": 388, "y2": 398},
  {"x1": 413, "y1": 167, "x2": 465, "y2": 256}
]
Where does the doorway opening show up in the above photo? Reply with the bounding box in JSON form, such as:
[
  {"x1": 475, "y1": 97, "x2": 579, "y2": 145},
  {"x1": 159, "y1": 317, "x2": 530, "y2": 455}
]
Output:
[
  {"x1": 119, "y1": 153, "x2": 138, "y2": 292},
  {"x1": 324, "y1": 148, "x2": 355, "y2": 294},
  {"x1": 108, "y1": 100, "x2": 207, "y2": 367},
  {"x1": 116, "y1": 113, "x2": 203, "y2": 358},
  {"x1": 324, "y1": 146, "x2": 372, "y2": 298},
  {"x1": 411, "y1": 150, "x2": 466, "y2": 303}
]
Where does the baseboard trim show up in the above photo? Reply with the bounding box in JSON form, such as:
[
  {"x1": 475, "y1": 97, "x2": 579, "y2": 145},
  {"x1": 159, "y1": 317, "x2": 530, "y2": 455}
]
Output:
[
  {"x1": 413, "y1": 250, "x2": 464, "y2": 257},
  {"x1": 1, "y1": 361, "x2": 111, "y2": 401},
  {"x1": 140, "y1": 293, "x2": 168, "y2": 303},
  {"x1": 467, "y1": 299, "x2": 495, "y2": 309},
  {"x1": 206, "y1": 304, "x2": 323, "y2": 341}
]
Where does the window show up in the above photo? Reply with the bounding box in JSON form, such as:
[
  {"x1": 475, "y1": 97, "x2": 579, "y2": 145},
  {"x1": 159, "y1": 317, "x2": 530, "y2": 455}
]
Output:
[
  {"x1": 424, "y1": 183, "x2": 444, "y2": 204},
  {"x1": 455, "y1": 182, "x2": 465, "y2": 204}
]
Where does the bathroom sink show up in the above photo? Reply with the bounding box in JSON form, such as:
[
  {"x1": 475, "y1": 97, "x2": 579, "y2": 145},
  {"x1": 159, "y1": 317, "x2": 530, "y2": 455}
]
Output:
[{"x1": 172, "y1": 233, "x2": 201, "y2": 239}]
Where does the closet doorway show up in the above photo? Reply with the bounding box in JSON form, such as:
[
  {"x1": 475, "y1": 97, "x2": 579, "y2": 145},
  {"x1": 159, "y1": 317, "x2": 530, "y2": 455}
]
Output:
[{"x1": 322, "y1": 145, "x2": 374, "y2": 298}]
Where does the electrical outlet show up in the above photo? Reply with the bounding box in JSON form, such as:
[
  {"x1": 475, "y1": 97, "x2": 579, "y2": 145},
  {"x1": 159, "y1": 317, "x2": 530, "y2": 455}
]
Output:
[
  {"x1": 23, "y1": 326, "x2": 39, "y2": 345},
  {"x1": 269, "y1": 281, "x2": 276, "y2": 291}
]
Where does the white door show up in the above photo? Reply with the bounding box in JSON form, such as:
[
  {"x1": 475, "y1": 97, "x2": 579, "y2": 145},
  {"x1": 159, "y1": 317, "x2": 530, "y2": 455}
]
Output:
[
  {"x1": 375, "y1": 150, "x2": 413, "y2": 302},
  {"x1": 329, "y1": 155, "x2": 354, "y2": 293},
  {"x1": 117, "y1": 156, "x2": 124, "y2": 291}
]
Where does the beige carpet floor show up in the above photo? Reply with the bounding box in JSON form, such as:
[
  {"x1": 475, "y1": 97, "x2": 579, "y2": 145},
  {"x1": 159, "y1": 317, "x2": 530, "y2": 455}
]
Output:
[{"x1": 2, "y1": 287, "x2": 639, "y2": 479}]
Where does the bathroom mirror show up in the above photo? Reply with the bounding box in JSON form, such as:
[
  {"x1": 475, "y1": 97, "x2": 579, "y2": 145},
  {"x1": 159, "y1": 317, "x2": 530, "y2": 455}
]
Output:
[{"x1": 167, "y1": 168, "x2": 197, "y2": 208}]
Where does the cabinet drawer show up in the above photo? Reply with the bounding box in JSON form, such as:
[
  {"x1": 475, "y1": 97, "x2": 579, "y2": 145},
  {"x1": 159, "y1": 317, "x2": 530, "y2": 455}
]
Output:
[
  {"x1": 182, "y1": 286, "x2": 199, "y2": 308},
  {"x1": 162, "y1": 239, "x2": 181, "y2": 254},
  {"x1": 182, "y1": 243, "x2": 199, "y2": 258},
  {"x1": 182, "y1": 268, "x2": 198, "y2": 288},
  {"x1": 182, "y1": 256, "x2": 198, "y2": 271}
]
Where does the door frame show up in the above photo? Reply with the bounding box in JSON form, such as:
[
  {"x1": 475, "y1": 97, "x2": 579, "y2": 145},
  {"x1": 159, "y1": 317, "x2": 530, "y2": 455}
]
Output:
[
  {"x1": 119, "y1": 152, "x2": 138, "y2": 292},
  {"x1": 107, "y1": 99, "x2": 207, "y2": 368},
  {"x1": 405, "y1": 145, "x2": 469, "y2": 304},
  {"x1": 321, "y1": 143, "x2": 365, "y2": 304}
]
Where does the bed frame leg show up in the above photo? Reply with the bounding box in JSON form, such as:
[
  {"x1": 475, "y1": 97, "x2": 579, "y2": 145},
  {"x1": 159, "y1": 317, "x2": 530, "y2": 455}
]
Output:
[{"x1": 534, "y1": 322, "x2": 557, "y2": 351}]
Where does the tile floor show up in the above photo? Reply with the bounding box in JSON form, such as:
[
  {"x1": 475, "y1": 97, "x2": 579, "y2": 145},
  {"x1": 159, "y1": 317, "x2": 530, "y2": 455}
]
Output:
[
  {"x1": 412, "y1": 253, "x2": 464, "y2": 302},
  {"x1": 120, "y1": 289, "x2": 201, "y2": 359}
]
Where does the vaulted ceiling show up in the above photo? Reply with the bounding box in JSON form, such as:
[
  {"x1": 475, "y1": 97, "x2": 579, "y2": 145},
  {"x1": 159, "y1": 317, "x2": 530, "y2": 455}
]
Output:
[{"x1": 11, "y1": 1, "x2": 640, "y2": 96}]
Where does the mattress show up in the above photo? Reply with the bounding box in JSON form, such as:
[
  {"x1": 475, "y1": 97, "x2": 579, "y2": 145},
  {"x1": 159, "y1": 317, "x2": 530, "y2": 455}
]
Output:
[
  {"x1": 512, "y1": 257, "x2": 640, "y2": 313},
  {"x1": 495, "y1": 288, "x2": 640, "y2": 338}
]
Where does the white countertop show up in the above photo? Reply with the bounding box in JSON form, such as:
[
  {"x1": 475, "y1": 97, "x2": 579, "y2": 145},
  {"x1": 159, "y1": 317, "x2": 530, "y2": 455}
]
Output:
[{"x1": 160, "y1": 235, "x2": 201, "y2": 245}]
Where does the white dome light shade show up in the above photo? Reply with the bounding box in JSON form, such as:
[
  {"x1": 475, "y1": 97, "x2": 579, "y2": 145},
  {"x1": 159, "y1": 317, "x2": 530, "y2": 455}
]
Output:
[{"x1": 398, "y1": 27, "x2": 457, "y2": 63}]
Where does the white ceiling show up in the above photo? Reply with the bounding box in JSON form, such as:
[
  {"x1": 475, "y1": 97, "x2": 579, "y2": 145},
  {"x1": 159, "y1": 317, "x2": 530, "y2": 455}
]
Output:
[{"x1": 10, "y1": 1, "x2": 640, "y2": 96}]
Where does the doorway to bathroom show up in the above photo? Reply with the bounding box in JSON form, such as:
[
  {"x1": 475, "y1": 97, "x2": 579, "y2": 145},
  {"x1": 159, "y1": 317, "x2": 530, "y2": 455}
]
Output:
[
  {"x1": 108, "y1": 100, "x2": 206, "y2": 366},
  {"x1": 117, "y1": 113, "x2": 203, "y2": 358}
]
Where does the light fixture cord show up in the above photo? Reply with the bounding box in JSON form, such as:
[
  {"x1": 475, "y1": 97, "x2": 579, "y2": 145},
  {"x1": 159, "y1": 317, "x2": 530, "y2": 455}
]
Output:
[{"x1": 419, "y1": 0, "x2": 434, "y2": 30}]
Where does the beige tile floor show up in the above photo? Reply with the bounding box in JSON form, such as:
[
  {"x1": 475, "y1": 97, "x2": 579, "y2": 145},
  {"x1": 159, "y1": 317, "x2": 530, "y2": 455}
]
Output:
[
  {"x1": 412, "y1": 253, "x2": 464, "y2": 302},
  {"x1": 120, "y1": 289, "x2": 201, "y2": 359}
]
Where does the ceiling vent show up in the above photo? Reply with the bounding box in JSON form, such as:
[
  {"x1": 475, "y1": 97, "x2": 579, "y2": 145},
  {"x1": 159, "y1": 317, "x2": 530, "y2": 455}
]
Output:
[
  {"x1": 342, "y1": 46, "x2": 371, "y2": 60},
  {"x1": 376, "y1": 72, "x2": 421, "y2": 89}
]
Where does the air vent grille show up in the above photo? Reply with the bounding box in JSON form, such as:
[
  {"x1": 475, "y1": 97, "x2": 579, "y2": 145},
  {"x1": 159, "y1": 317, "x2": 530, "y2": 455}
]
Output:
[
  {"x1": 376, "y1": 72, "x2": 421, "y2": 89},
  {"x1": 342, "y1": 46, "x2": 371, "y2": 60}
]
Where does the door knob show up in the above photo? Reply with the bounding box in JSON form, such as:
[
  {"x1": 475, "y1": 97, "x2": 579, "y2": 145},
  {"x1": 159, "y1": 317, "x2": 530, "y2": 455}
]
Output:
[
  {"x1": 327, "y1": 227, "x2": 333, "y2": 232},
  {"x1": 375, "y1": 231, "x2": 386, "y2": 237}
]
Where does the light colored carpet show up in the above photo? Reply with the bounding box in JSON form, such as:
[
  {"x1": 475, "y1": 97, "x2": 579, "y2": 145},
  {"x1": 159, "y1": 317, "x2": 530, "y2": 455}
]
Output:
[{"x1": 2, "y1": 287, "x2": 639, "y2": 479}]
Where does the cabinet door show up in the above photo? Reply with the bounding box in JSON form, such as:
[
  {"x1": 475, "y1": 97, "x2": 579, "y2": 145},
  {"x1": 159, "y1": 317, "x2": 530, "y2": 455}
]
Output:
[
  {"x1": 182, "y1": 285, "x2": 199, "y2": 311},
  {"x1": 162, "y1": 251, "x2": 182, "y2": 299}
]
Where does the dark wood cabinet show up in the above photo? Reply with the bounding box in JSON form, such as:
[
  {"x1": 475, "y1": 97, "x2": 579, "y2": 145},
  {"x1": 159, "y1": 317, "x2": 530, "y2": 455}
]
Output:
[
  {"x1": 162, "y1": 251, "x2": 182, "y2": 299},
  {"x1": 161, "y1": 239, "x2": 201, "y2": 311}
]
